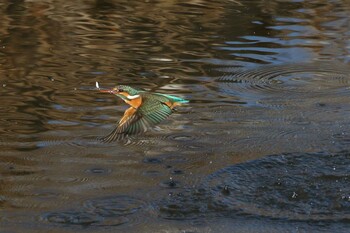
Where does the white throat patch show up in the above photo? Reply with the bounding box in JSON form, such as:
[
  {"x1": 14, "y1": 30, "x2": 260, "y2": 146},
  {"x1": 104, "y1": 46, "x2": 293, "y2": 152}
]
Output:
[{"x1": 127, "y1": 94, "x2": 140, "y2": 100}]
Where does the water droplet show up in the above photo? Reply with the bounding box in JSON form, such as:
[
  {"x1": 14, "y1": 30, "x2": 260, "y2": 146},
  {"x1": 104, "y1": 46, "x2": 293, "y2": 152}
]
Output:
[
  {"x1": 222, "y1": 185, "x2": 230, "y2": 195},
  {"x1": 168, "y1": 178, "x2": 176, "y2": 187},
  {"x1": 160, "y1": 177, "x2": 179, "y2": 188}
]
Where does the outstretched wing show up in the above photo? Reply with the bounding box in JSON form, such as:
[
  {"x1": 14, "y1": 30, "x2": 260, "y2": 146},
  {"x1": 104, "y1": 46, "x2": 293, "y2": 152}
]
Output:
[{"x1": 101, "y1": 99, "x2": 173, "y2": 142}]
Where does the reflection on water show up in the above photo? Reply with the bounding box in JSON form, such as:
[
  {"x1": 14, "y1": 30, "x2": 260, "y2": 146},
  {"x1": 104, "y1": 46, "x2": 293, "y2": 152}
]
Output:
[{"x1": 1, "y1": 0, "x2": 350, "y2": 232}]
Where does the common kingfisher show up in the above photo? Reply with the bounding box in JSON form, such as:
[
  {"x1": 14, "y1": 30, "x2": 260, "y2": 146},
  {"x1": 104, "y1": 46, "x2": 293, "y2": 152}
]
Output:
[{"x1": 97, "y1": 82, "x2": 189, "y2": 142}]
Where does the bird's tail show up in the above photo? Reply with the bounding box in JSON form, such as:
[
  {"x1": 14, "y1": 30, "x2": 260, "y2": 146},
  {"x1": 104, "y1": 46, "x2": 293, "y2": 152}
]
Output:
[
  {"x1": 100, "y1": 128, "x2": 126, "y2": 143},
  {"x1": 159, "y1": 94, "x2": 189, "y2": 104}
]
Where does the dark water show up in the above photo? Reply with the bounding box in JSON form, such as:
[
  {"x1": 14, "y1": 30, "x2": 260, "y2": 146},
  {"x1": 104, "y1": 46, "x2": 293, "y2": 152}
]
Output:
[{"x1": 1, "y1": 0, "x2": 350, "y2": 232}]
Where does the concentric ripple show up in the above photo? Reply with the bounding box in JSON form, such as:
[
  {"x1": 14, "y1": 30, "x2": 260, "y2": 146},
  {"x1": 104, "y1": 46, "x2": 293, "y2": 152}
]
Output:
[
  {"x1": 217, "y1": 63, "x2": 350, "y2": 94},
  {"x1": 41, "y1": 195, "x2": 145, "y2": 227},
  {"x1": 83, "y1": 195, "x2": 145, "y2": 218},
  {"x1": 41, "y1": 211, "x2": 103, "y2": 226},
  {"x1": 159, "y1": 151, "x2": 350, "y2": 221}
]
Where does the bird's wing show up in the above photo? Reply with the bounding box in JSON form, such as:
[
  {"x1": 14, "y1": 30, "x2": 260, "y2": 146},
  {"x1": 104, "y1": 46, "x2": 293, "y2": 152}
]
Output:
[{"x1": 101, "y1": 99, "x2": 173, "y2": 142}]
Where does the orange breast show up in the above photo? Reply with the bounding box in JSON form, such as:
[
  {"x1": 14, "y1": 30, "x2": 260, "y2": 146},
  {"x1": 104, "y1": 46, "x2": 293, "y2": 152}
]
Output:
[
  {"x1": 126, "y1": 97, "x2": 142, "y2": 109},
  {"x1": 119, "y1": 92, "x2": 142, "y2": 109}
]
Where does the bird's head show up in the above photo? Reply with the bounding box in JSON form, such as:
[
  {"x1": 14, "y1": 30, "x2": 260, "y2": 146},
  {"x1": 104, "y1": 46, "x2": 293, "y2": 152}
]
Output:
[{"x1": 99, "y1": 85, "x2": 140, "y2": 101}]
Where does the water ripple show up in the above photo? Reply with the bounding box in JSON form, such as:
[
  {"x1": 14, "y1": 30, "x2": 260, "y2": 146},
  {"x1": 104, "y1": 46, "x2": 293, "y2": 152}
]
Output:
[
  {"x1": 217, "y1": 62, "x2": 350, "y2": 94},
  {"x1": 83, "y1": 195, "x2": 144, "y2": 217},
  {"x1": 41, "y1": 211, "x2": 103, "y2": 226},
  {"x1": 159, "y1": 151, "x2": 350, "y2": 222},
  {"x1": 41, "y1": 195, "x2": 145, "y2": 227}
]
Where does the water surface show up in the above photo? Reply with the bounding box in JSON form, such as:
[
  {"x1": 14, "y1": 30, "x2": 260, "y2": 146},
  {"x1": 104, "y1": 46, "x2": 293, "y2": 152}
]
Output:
[{"x1": 1, "y1": 0, "x2": 350, "y2": 232}]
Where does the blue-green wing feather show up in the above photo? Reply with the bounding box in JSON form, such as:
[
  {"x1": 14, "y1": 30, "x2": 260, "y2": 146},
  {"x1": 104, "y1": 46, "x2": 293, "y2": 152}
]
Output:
[
  {"x1": 101, "y1": 91, "x2": 188, "y2": 143},
  {"x1": 101, "y1": 101, "x2": 172, "y2": 142},
  {"x1": 154, "y1": 93, "x2": 189, "y2": 104}
]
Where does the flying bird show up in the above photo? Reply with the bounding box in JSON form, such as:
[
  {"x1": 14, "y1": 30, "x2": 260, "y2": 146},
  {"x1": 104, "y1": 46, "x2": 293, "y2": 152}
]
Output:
[{"x1": 97, "y1": 82, "x2": 189, "y2": 142}]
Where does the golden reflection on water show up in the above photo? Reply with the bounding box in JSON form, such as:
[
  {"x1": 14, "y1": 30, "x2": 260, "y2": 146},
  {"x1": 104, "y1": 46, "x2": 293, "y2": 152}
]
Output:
[{"x1": 1, "y1": 0, "x2": 350, "y2": 232}]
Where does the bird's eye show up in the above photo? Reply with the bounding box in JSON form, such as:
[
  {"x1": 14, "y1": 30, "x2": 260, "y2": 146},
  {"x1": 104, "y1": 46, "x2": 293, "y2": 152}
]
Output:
[{"x1": 118, "y1": 88, "x2": 124, "y2": 92}]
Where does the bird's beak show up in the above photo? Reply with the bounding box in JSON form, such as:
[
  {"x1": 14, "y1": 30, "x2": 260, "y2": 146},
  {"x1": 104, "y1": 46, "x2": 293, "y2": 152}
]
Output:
[{"x1": 99, "y1": 89, "x2": 114, "y2": 94}]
